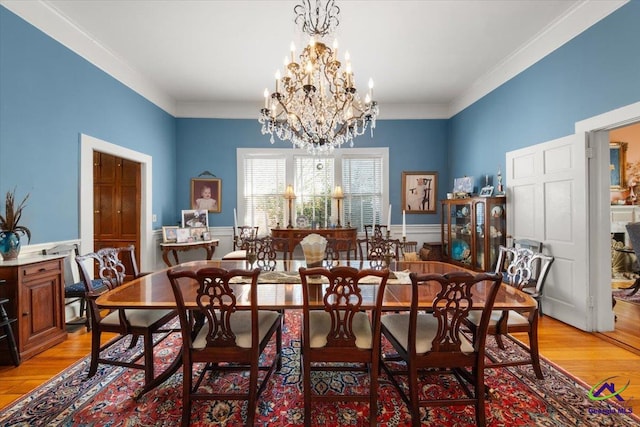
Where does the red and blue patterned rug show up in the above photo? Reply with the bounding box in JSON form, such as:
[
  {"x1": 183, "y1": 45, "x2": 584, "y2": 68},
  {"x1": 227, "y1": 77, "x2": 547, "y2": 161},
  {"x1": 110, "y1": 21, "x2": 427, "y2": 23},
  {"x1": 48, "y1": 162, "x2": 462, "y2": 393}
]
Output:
[{"x1": 0, "y1": 311, "x2": 638, "y2": 426}]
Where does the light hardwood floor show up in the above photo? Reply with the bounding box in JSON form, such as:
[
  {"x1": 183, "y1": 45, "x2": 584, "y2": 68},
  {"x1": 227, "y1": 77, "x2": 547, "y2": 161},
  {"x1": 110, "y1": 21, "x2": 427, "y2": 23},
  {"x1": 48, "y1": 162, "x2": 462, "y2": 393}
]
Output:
[{"x1": 1, "y1": 304, "x2": 639, "y2": 416}]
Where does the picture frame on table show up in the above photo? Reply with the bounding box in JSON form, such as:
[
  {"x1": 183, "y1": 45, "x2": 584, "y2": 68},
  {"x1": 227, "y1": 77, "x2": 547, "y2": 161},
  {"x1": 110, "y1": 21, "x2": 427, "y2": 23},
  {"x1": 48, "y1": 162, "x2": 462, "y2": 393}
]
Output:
[
  {"x1": 402, "y1": 171, "x2": 438, "y2": 214},
  {"x1": 191, "y1": 178, "x2": 221, "y2": 213},
  {"x1": 162, "y1": 226, "x2": 179, "y2": 243},
  {"x1": 182, "y1": 209, "x2": 208, "y2": 228},
  {"x1": 202, "y1": 231, "x2": 211, "y2": 241},
  {"x1": 176, "y1": 227, "x2": 191, "y2": 243},
  {"x1": 189, "y1": 226, "x2": 207, "y2": 241},
  {"x1": 479, "y1": 186, "x2": 494, "y2": 197}
]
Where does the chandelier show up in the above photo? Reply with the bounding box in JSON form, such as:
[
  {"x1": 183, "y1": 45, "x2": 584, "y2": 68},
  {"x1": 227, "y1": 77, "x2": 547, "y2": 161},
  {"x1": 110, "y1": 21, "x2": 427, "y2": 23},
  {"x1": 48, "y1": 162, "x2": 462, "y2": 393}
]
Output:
[{"x1": 259, "y1": 0, "x2": 379, "y2": 155}]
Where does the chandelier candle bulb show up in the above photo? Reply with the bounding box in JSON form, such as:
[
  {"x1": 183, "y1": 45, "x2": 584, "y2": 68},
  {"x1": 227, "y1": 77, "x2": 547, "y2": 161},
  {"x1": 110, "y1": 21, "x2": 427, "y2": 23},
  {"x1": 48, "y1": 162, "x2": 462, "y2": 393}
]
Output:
[
  {"x1": 234, "y1": 208, "x2": 238, "y2": 231},
  {"x1": 275, "y1": 70, "x2": 281, "y2": 93},
  {"x1": 264, "y1": 89, "x2": 269, "y2": 108},
  {"x1": 387, "y1": 204, "x2": 391, "y2": 228}
]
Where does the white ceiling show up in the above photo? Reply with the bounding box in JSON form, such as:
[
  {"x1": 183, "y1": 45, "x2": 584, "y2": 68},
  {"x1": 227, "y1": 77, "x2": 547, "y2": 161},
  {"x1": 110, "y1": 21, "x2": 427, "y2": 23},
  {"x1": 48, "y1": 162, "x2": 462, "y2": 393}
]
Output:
[{"x1": 2, "y1": 0, "x2": 627, "y2": 118}]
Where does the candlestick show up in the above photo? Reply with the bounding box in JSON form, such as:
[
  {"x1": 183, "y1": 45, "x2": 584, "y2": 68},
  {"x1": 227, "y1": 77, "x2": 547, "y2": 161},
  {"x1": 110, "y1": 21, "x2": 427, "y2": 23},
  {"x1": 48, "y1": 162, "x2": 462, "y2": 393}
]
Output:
[
  {"x1": 234, "y1": 208, "x2": 238, "y2": 230},
  {"x1": 402, "y1": 210, "x2": 406, "y2": 238},
  {"x1": 387, "y1": 204, "x2": 392, "y2": 228}
]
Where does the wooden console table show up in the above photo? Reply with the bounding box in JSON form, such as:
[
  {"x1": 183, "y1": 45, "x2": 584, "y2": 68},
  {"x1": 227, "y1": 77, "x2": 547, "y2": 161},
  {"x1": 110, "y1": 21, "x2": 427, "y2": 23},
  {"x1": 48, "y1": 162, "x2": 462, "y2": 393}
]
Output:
[
  {"x1": 160, "y1": 240, "x2": 219, "y2": 267},
  {"x1": 270, "y1": 228, "x2": 357, "y2": 259}
]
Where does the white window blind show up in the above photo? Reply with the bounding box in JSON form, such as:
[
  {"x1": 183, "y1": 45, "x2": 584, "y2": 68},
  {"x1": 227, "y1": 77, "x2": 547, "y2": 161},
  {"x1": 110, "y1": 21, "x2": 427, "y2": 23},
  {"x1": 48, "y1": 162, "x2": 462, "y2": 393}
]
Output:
[
  {"x1": 242, "y1": 155, "x2": 286, "y2": 234},
  {"x1": 343, "y1": 155, "x2": 384, "y2": 230}
]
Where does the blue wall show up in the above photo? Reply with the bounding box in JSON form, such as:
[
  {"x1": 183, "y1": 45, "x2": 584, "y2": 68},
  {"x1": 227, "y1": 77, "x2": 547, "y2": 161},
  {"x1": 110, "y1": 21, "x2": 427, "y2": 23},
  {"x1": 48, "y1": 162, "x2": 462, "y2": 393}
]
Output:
[
  {"x1": 0, "y1": 7, "x2": 177, "y2": 244},
  {"x1": 449, "y1": 1, "x2": 640, "y2": 181},
  {"x1": 175, "y1": 118, "x2": 448, "y2": 226},
  {"x1": 3, "y1": 1, "x2": 640, "y2": 245}
]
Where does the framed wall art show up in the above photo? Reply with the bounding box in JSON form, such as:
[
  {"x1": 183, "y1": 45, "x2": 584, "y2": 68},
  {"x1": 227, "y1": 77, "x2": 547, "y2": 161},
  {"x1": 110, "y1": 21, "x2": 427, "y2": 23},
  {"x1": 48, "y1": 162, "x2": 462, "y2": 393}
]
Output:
[
  {"x1": 402, "y1": 171, "x2": 438, "y2": 214},
  {"x1": 610, "y1": 142, "x2": 627, "y2": 189},
  {"x1": 191, "y1": 178, "x2": 221, "y2": 213}
]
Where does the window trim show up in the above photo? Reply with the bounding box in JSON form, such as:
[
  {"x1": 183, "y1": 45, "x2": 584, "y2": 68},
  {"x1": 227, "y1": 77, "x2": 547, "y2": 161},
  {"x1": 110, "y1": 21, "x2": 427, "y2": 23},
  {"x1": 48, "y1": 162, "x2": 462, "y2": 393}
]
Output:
[{"x1": 237, "y1": 147, "x2": 389, "y2": 229}]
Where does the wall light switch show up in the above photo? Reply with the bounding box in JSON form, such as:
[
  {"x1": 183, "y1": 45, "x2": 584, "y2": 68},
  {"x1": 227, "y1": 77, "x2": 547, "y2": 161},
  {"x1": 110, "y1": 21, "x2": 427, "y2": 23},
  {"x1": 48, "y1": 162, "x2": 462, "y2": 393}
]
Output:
[{"x1": 152, "y1": 214, "x2": 157, "y2": 222}]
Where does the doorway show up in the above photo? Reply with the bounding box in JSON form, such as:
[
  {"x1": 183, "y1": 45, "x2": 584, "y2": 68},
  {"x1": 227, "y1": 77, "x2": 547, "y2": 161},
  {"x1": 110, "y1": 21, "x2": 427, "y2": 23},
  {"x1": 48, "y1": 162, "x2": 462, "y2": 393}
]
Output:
[{"x1": 80, "y1": 134, "x2": 154, "y2": 271}]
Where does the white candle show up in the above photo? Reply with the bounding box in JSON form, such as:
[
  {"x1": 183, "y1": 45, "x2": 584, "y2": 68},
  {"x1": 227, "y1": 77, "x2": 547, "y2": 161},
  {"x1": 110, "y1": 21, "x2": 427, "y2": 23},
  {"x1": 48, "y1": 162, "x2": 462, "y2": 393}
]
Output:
[
  {"x1": 325, "y1": 196, "x2": 328, "y2": 228},
  {"x1": 402, "y1": 210, "x2": 406, "y2": 238},
  {"x1": 360, "y1": 199, "x2": 364, "y2": 228},
  {"x1": 387, "y1": 204, "x2": 392, "y2": 228},
  {"x1": 234, "y1": 208, "x2": 238, "y2": 230}
]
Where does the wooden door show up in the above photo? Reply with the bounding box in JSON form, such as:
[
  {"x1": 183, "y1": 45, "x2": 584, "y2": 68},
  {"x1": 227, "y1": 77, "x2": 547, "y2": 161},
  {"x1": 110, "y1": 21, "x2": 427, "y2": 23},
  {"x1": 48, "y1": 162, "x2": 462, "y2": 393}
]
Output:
[{"x1": 93, "y1": 152, "x2": 141, "y2": 271}]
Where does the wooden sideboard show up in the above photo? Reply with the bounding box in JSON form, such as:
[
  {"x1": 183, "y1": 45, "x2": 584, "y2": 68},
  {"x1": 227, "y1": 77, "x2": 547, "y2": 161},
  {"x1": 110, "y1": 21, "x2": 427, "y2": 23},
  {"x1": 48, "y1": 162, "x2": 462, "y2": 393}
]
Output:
[
  {"x1": 271, "y1": 227, "x2": 358, "y2": 259},
  {"x1": 0, "y1": 255, "x2": 67, "y2": 364}
]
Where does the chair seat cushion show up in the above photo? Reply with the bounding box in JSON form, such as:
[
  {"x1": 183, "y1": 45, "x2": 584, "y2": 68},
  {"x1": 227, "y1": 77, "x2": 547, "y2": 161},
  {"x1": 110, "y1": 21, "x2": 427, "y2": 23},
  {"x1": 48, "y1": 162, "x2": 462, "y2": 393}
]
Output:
[
  {"x1": 65, "y1": 279, "x2": 105, "y2": 296},
  {"x1": 100, "y1": 309, "x2": 175, "y2": 328},
  {"x1": 308, "y1": 310, "x2": 372, "y2": 349},
  {"x1": 381, "y1": 313, "x2": 474, "y2": 354},
  {"x1": 221, "y1": 250, "x2": 247, "y2": 260},
  {"x1": 192, "y1": 310, "x2": 280, "y2": 349},
  {"x1": 466, "y1": 309, "x2": 529, "y2": 327}
]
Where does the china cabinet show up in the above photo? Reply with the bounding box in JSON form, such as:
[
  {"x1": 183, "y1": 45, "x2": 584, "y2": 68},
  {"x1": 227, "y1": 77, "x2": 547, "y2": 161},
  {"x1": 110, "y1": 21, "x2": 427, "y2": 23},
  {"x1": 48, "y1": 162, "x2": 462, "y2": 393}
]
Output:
[{"x1": 441, "y1": 196, "x2": 506, "y2": 271}]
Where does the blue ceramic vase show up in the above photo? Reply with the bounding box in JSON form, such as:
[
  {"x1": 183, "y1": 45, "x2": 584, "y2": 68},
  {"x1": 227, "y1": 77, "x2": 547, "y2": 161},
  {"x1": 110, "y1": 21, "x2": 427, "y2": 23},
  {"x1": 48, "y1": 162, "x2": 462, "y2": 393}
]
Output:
[{"x1": 0, "y1": 232, "x2": 21, "y2": 261}]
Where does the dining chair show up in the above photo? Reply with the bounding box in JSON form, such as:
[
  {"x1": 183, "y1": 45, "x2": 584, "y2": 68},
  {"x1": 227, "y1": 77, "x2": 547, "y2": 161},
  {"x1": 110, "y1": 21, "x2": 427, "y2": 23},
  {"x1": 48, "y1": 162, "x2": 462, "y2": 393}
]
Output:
[
  {"x1": 621, "y1": 222, "x2": 640, "y2": 296},
  {"x1": 166, "y1": 267, "x2": 282, "y2": 427},
  {"x1": 221, "y1": 225, "x2": 259, "y2": 260},
  {"x1": 324, "y1": 237, "x2": 353, "y2": 262},
  {"x1": 465, "y1": 245, "x2": 554, "y2": 379},
  {"x1": 75, "y1": 245, "x2": 176, "y2": 385},
  {"x1": 252, "y1": 235, "x2": 289, "y2": 270},
  {"x1": 380, "y1": 271, "x2": 502, "y2": 427},
  {"x1": 298, "y1": 266, "x2": 390, "y2": 427},
  {"x1": 42, "y1": 243, "x2": 106, "y2": 331},
  {"x1": 358, "y1": 235, "x2": 401, "y2": 261},
  {"x1": 0, "y1": 279, "x2": 20, "y2": 366}
]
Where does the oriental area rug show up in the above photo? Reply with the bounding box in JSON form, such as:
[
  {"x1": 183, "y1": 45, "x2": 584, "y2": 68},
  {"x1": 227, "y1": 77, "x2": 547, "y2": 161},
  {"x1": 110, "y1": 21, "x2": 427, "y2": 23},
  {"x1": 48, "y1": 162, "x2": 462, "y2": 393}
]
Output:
[
  {"x1": 1, "y1": 311, "x2": 638, "y2": 426},
  {"x1": 613, "y1": 287, "x2": 640, "y2": 305}
]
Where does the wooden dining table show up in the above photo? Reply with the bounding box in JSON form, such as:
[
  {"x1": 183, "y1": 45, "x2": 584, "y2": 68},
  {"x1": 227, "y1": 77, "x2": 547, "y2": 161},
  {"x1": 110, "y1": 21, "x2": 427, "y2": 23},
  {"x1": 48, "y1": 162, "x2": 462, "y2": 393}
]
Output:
[{"x1": 96, "y1": 260, "x2": 536, "y2": 397}]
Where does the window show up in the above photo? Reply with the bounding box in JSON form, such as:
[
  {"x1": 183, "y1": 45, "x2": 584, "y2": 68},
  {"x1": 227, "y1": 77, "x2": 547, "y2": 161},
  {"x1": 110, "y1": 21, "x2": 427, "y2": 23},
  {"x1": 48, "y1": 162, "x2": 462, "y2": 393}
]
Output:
[{"x1": 237, "y1": 148, "x2": 388, "y2": 233}]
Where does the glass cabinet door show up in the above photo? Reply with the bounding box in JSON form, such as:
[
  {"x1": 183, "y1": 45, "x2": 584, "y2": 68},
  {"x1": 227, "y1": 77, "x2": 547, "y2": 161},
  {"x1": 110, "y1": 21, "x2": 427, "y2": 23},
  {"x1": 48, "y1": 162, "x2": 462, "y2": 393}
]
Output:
[
  {"x1": 449, "y1": 200, "x2": 473, "y2": 267},
  {"x1": 486, "y1": 198, "x2": 506, "y2": 270}
]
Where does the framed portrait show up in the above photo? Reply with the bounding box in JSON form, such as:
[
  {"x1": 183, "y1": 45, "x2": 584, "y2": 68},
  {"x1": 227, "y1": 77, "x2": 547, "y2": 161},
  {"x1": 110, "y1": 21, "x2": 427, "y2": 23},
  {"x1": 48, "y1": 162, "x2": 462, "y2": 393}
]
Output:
[
  {"x1": 479, "y1": 186, "x2": 494, "y2": 197},
  {"x1": 402, "y1": 171, "x2": 438, "y2": 214},
  {"x1": 191, "y1": 178, "x2": 221, "y2": 213},
  {"x1": 182, "y1": 209, "x2": 209, "y2": 228},
  {"x1": 176, "y1": 227, "x2": 191, "y2": 243},
  {"x1": 162, "y1": 226, "x2": 179, "y2": 243},
  {"x1": 610, "y1": 142, "x2": 627, "y2": 189}
]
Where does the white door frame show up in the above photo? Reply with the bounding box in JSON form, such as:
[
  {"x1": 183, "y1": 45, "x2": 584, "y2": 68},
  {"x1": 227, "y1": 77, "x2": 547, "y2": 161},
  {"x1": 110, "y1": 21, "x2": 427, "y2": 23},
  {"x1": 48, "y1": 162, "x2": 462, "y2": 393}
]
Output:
[
  {"x1": 576, "y1": 101, "x2": 640, "y2": 332},
  {"x1": 79, "y1": 134, "x2": 153, "y2": 271}
]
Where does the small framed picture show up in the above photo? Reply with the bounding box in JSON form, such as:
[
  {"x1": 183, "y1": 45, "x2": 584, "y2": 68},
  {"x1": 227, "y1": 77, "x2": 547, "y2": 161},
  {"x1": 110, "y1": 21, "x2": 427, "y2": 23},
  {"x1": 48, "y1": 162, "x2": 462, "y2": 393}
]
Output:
[
  {"x1": 202, "y1": 231, "x2": 211, "y2": 241},
  {"x1": 162, "y1": 226, "x2": 179, "y2": 243},
  {"x1": 479, "y1": 186, "x2": 494, "y2": 197},
  {"x1": 191, "y1": 178, "x2": 221, "y2": 213},
  {"x1": 182, "y1": 209, "x2": 208, "y2": 228},
  {"x1": 189, "y1": 226, "x2": 207, "y2": 241},
  {"x1": 176, "y1": 227, "x2": 191, "y2": 243}
]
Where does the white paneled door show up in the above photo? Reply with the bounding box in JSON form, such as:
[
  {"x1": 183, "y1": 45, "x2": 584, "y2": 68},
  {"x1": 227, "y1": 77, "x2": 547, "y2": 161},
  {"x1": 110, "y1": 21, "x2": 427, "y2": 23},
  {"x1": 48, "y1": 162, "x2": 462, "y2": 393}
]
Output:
[{"x1": 506, "y1": 133, "x2": 589, "y2": 330}]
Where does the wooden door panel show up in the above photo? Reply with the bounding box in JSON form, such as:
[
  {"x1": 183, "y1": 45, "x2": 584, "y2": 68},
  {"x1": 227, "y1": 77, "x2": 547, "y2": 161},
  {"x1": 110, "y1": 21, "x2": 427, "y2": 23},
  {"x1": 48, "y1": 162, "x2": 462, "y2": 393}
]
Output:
[{"x1": 94, "y1": 152, "x2": 141, "y2": 272}]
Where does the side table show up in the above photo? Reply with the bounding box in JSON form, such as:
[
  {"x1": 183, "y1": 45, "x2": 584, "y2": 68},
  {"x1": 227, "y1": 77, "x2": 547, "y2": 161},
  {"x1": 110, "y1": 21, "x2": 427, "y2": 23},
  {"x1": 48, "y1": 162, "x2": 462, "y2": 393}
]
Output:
[{"x1": 160, "y1": 240, "x2": 219, "y2": 267}]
